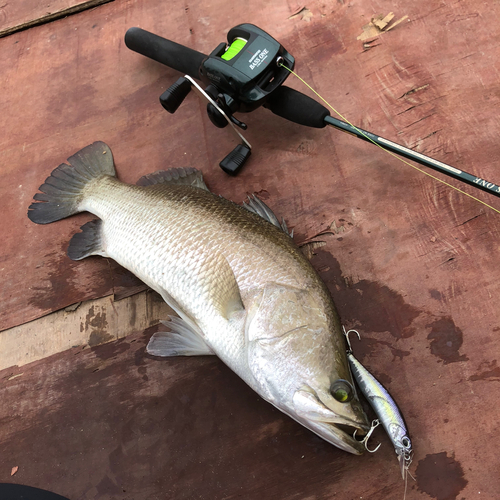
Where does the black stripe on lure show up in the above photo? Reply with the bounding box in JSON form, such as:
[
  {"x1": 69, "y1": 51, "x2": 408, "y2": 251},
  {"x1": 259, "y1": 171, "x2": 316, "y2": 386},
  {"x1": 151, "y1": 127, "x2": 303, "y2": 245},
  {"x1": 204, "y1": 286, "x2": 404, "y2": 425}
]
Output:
[{"x1": 343, "y1": 328, "x2": 413, "y2": 480}]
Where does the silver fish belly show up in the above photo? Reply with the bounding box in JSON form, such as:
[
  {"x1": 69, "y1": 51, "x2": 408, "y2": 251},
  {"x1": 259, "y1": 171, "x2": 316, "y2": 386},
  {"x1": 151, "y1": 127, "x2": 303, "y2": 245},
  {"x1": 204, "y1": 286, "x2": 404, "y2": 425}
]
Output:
[{"x1": 28, "y1": 142, "x2": 370, "y2": 454}]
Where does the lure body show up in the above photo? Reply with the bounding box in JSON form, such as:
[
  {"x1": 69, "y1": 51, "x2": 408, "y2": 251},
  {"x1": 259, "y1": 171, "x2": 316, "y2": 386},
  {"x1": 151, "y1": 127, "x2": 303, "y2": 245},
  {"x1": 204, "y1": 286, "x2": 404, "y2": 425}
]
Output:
[{"x1": 344, "y1": 330, "x2": 412, "y2": 478}]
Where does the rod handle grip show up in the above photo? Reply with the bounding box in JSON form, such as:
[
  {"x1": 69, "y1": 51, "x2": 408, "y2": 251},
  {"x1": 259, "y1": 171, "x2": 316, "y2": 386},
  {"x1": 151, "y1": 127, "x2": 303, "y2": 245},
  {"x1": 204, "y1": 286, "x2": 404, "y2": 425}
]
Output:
[
  {"x1": 265, "y1": 86, "x2": 330, "y2": 128},
  {"x1": 125, "y1": 27, "x2": 207, "y2": 80}
]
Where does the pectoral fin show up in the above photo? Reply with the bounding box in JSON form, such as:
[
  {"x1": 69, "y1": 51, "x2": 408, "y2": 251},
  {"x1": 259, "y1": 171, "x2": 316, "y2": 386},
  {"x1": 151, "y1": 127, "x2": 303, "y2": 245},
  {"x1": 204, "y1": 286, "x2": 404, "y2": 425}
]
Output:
[
  {"x1": 210, "y1": 253, "x2": 245, "y2": 319},
  {"x1": 154, "y1": 243, "x2": 243, "y2": 323},
  {"x1": 147, "y1": 317, "x2": 215, "y2": 357}
]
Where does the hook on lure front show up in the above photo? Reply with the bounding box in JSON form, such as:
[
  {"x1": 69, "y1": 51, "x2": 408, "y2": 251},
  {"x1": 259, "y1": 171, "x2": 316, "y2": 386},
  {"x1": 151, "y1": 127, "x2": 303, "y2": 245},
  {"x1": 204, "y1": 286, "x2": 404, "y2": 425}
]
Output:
[{"x1": 353, "y1": 418, "x2": 382, "y2": 453}]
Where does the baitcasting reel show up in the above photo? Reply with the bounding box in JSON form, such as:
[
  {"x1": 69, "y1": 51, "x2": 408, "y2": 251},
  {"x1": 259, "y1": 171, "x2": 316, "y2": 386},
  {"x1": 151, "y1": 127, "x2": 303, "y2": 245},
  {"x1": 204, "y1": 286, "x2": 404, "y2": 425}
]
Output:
[
  {"x1": 126, "y1": 24, "x2": 295, "y2": 174},
  {"x1": 124, "y1": 24, "x2": 500, "y2": 198}
]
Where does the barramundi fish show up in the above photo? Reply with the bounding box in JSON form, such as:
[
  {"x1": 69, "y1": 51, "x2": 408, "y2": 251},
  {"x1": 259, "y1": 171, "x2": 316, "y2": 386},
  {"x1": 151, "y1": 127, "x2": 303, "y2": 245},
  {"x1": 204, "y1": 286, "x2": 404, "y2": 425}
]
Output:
[{"x1": 28, "y1": 142, "x2": 370, "y2": 454}]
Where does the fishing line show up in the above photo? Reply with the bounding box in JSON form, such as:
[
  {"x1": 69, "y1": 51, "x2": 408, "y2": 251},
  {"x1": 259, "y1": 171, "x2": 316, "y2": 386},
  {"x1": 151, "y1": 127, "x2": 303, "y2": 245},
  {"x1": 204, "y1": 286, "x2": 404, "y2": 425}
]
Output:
[{"x1": 280, "y1": 65, "x2": 500, "y2": 216}]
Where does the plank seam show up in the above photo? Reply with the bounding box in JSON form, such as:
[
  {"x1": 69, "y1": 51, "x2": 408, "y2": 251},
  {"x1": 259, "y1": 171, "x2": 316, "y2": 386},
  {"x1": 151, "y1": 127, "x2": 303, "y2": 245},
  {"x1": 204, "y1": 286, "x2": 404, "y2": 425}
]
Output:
[{"x1": 0, "y1": 0, "x2": 114, "y2": 38}]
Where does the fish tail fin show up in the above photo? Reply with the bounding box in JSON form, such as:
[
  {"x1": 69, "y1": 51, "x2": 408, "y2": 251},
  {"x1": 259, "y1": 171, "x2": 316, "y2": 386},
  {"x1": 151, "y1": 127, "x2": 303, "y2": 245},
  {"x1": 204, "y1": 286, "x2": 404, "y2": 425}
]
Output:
[{"x1": 28, "y1": 142, "x2": 116, "y2": 224}]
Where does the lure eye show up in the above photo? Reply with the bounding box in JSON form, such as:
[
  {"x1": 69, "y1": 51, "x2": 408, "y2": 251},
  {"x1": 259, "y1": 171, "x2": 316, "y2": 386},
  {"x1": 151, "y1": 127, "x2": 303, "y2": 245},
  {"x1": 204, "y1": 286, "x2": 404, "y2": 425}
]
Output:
[
  {"x1": 330, "y1": 379, "x2": 354, "y2": 403},
  {"x1": 402, "y1": 437, "x2": 411, "y2": 449}
]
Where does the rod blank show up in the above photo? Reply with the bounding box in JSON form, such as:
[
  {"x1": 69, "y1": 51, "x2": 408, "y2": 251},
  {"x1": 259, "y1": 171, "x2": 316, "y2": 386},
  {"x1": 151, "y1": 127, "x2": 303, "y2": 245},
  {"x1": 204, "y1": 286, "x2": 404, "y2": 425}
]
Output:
[
  {"x1": 266, "y1": 86, "x2": 500, "y2": 198},
  {"x1": 324, "y1": 115, "x2": 500, "y2": 199}
]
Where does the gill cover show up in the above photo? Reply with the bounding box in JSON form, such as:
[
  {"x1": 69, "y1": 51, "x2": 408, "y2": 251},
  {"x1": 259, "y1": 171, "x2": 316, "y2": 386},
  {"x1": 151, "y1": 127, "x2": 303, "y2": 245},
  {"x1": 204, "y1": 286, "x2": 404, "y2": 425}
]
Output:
[{"x1": 246, "y1": 283, "x2": 328, "y2": 399}]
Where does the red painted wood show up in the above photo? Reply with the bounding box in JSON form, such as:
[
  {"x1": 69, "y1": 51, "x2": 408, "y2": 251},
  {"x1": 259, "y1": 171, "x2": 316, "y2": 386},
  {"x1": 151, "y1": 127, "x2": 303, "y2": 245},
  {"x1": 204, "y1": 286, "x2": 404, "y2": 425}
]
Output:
[
  {"x1": 0, "y1": 0, "x2": 111, "y2": 37},
  {"x1": 1, "y1": 1, "x2": 500, "y2": 498}
]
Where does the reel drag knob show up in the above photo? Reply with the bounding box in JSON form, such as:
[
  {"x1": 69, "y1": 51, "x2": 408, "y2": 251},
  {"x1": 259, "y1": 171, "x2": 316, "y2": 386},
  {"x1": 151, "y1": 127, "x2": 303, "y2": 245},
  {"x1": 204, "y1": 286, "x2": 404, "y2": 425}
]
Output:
[{"x1": 207, "y1": 102, "x2": 228, "y2": 129}]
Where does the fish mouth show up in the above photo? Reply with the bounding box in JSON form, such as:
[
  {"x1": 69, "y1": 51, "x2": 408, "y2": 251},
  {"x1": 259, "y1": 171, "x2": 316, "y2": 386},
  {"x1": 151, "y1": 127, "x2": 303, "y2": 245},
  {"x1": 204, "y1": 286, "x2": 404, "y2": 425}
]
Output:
[
  {"x1": 304, "y1": 419, "x2": 370, "y2": 455},
  {"x1": 287, "y1": 385, "x2": 371, "y2": 454}
]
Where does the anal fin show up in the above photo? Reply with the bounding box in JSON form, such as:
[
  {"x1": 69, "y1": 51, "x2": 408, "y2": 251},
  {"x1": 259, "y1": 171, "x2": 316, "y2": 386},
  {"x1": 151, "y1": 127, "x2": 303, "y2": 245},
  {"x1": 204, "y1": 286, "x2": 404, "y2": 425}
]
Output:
[
  {"x1": 67, "y1": 219, "x2": 107, "y2": 260},
  {"x1": 147, "y1": 317, "x2": 214, "y2": 357}
]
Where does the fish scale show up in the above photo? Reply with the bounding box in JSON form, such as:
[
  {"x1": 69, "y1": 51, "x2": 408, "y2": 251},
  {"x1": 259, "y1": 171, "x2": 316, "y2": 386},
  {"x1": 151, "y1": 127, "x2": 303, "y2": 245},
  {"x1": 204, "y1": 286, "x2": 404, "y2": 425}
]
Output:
[
  {"x1": 82, "y1": 177, "x2": 301, "y2": 373},
  {"x1": 28, "y1": 141, "x2": 370, "y2": 454}
]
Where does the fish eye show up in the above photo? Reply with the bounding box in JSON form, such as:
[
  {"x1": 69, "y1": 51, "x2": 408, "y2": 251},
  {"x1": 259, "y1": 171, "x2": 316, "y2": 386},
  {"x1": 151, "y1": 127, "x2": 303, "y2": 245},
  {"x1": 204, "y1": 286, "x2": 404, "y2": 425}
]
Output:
[{"x1": 330, "y1": 379, "x2": 354, "y2": 403}]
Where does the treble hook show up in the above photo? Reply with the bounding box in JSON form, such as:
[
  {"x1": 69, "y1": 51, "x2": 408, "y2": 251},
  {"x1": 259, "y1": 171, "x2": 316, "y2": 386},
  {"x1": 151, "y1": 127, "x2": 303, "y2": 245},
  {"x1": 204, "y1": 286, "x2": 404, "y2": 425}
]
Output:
[
  {"x1": 342, "y1": 326, "x2": 361, "y2": 353},
  {"x1": 354, "y1": 419, "x2": 382, "y2": 453}
]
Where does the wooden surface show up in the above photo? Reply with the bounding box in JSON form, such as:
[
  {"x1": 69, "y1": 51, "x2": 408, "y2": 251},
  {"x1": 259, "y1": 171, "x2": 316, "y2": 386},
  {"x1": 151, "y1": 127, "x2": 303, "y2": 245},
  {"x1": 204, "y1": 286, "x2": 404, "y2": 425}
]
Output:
[
  {"x1": 0, "y1": 0, "x2": 112, "y2": 38},
  {"x1": 0, "y1": 328, "x2": 425, "y2": 500},
  {"x1": 1, "y1": 0, "x2": 500, "y2": 498},
  {"x1": 0, "y1": 290, "x2": 172, "y2": 371}
]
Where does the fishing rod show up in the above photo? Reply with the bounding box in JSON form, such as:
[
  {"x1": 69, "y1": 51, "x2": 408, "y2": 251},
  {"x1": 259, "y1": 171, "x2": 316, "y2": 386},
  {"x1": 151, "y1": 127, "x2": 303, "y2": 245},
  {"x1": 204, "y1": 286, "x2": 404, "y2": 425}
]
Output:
[{"x1": 124, "y1": 24, "x2": 500, "y2": 200}]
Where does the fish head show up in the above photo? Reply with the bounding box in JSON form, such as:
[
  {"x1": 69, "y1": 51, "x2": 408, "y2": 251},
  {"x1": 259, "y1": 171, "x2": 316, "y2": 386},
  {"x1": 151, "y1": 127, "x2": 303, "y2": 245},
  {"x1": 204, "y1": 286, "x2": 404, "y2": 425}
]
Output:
[
  {"x1": 246, "y1": 283, "x2": 370, "y2": 454},
  {"x1": 390, "y1": 423, "x2": 412, "y2": 453},
  {"x1": 390, "y1": 423, "x2": 413, "y2": 478}
]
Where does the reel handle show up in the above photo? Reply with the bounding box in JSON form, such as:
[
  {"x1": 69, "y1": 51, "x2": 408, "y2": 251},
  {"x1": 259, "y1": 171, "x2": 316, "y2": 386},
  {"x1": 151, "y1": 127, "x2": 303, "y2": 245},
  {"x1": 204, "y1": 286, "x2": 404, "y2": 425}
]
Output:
[
  {"x1": 125, "y1": 27, "x2": 206, "y2": 80},
  {"x1": 160, "y1": 77, "x2": 193, "y2": 114}
]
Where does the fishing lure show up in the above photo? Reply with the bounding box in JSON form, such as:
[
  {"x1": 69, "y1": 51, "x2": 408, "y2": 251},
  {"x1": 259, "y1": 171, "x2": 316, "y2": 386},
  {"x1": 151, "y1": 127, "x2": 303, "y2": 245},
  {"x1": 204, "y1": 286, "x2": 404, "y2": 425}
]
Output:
[{"x1": 343, "y1": 328, "x2": 413, "y2": 481}]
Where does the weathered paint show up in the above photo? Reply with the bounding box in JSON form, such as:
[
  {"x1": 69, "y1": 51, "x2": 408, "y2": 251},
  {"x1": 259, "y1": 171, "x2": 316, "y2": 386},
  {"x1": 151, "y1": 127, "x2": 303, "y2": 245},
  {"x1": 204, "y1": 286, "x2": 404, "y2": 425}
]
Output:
[{"x1": 1, "y1": 0, "x2": 500, "y2": 498}]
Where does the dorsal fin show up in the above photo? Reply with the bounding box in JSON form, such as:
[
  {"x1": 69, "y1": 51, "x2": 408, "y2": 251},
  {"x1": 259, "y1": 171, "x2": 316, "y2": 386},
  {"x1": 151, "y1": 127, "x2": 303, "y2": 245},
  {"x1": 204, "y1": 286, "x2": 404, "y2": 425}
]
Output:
[
  {"x1": 136, "y1": 167, "x2": 209, "y2": 191},
  {"x1": 242, "y1": 195, "x2": 293, "y2": 237}
]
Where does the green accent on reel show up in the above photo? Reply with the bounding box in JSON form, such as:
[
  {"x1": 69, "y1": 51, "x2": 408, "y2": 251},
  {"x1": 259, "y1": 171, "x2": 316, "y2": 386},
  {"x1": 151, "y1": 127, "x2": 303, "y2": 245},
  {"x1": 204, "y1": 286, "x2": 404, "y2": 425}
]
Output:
[{"x1": 221, "y1": 38, "x2": 247, "y2": 61}]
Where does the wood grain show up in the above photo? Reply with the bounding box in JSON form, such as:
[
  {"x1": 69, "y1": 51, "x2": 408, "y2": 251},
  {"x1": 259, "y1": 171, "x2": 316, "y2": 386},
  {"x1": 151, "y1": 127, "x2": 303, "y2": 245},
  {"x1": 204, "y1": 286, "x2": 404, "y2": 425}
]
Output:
[
  {"x1": 0, "y1": 289, "x2": 172, "y2": 371},
  {"x1": 0, "y1": 0, "x2": 113, "y2": 38},
  {"x1": 0, "y1": 0, "x2": 500, "y2": 498}
]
